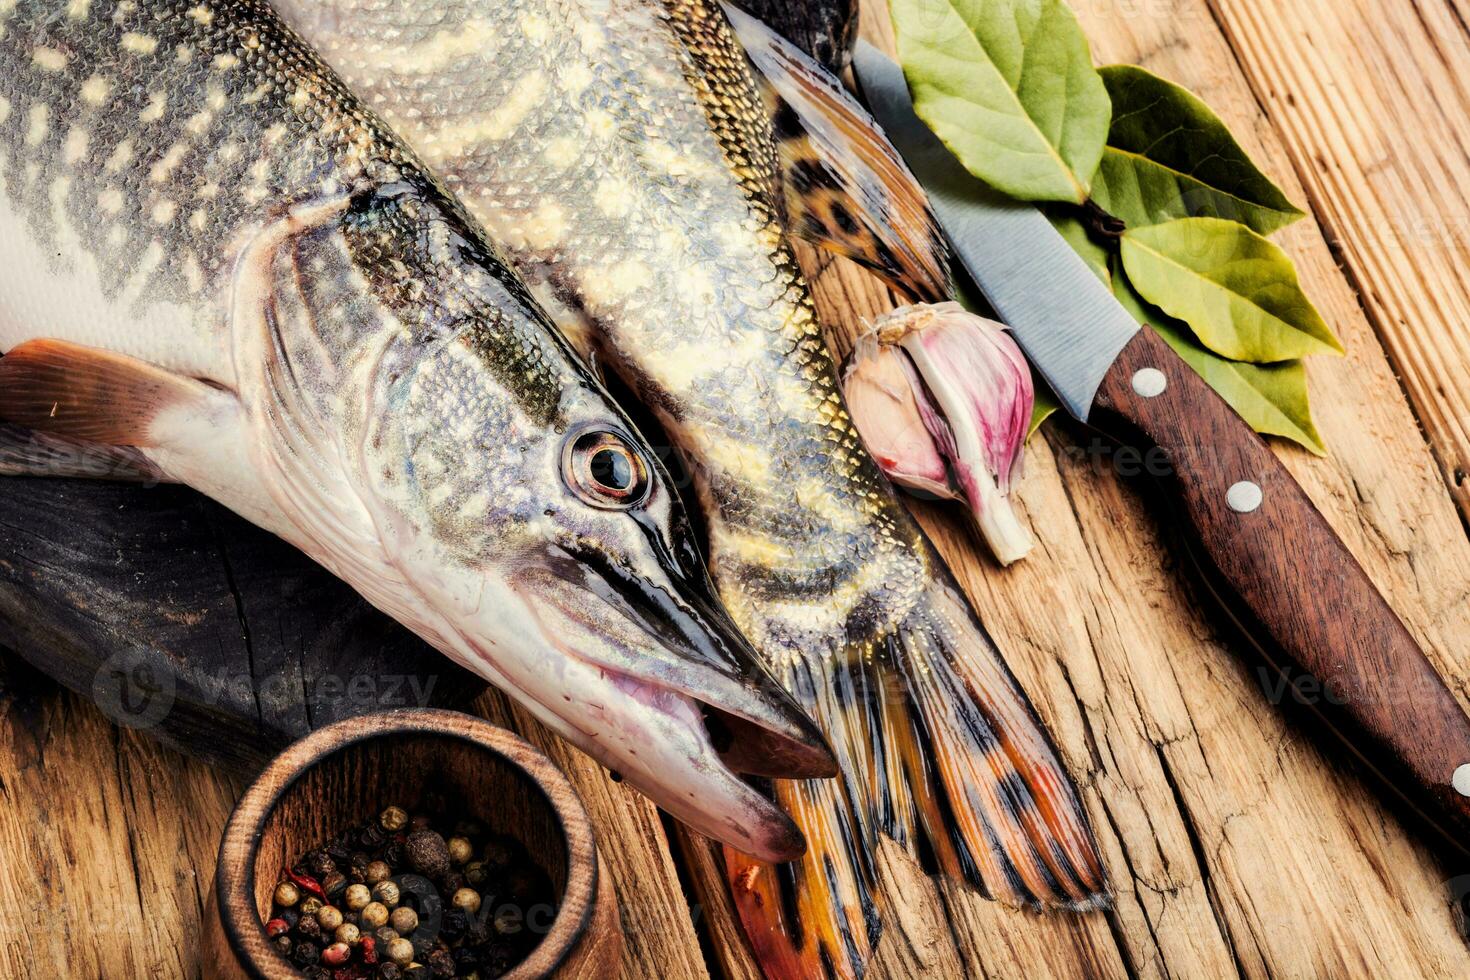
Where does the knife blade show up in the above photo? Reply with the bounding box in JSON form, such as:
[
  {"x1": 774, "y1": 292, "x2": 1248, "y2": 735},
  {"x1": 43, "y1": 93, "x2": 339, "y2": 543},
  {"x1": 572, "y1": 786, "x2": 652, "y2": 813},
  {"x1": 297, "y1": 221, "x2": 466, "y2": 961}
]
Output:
[{"x1": 853, "y1": 40, "x2": 1470, "y2": 858}]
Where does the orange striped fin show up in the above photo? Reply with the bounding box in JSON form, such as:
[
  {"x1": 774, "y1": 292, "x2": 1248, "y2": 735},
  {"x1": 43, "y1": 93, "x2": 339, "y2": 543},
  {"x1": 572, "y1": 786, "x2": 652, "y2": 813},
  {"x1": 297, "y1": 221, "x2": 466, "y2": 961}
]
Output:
[
  {"x1": 900, "y1": 581, "x2": 1109, "y2": 908},
  {"x1": 723, "y1": 2, "x2": 951, "y2": 304},
  {"x1": 726, "y1": 778, "x2": 875, "y2": 979},
  {"x1": 718, "y1": 572, "x2": 1108, "y2": 979}
]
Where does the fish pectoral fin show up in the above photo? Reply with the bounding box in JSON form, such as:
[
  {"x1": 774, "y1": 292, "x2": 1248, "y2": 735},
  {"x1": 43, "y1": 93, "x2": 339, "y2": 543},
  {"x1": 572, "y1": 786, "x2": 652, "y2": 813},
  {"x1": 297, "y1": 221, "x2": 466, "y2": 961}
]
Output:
[
  {"x1": 0, "y1": 341, "x2": 273, "y2": 517},
  {"x1": 722, "y1": 2, "x2": 951, "y2": 303},
  {"x1": 0, "y1": 339, "x2": 222, "y2": 449}
]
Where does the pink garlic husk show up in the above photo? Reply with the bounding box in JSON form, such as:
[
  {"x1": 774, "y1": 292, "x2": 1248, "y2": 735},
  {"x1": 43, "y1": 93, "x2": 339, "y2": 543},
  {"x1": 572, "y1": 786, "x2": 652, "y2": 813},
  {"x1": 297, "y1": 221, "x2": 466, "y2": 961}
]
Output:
[{"x1": 840, "y1": 302, "x2": 1035, "y2": 565}]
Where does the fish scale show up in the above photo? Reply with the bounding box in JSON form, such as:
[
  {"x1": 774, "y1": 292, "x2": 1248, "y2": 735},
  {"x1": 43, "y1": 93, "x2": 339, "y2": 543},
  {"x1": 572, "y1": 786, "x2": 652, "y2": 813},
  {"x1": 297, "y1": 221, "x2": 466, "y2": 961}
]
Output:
[{"x1": 0, "y1": 0, "x2": 840, "y2": 869}]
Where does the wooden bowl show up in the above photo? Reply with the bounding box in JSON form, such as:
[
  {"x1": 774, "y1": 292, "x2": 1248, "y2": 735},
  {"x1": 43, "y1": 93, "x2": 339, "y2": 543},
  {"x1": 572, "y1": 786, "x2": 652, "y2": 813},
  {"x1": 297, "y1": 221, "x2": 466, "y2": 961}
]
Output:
[{"x1": 204, "y1": 709, "x2": 621, "y2": 978}]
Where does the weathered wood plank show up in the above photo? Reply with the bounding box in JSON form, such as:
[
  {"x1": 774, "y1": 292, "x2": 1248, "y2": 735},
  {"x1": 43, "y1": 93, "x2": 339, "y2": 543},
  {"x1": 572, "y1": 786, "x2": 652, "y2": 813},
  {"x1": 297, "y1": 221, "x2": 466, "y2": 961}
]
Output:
[
  {"x1": 1200, "y1": 0, "x2": 1470, "y2": 522},
  {"x1": 0, "y1": 653, "x2": 240, "y2": 977}
]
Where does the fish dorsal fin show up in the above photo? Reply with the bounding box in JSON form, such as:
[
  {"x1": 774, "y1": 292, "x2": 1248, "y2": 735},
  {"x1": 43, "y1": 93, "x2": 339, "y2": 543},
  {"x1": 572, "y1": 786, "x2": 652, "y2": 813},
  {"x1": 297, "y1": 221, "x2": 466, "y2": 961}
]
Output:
[
  {"x1": 723, "y1": 2, "x2": 952, "y2": 303},
  {"x1": 0, "y1": 340, "x2": 214, "y2": 447}
]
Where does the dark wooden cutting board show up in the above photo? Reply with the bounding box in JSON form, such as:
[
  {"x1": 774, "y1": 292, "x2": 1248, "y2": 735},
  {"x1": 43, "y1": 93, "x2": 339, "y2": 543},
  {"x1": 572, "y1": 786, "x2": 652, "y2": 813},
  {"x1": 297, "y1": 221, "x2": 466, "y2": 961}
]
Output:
[{"x1": 0, "y1": 476, "x2": 483, "y2": 773}]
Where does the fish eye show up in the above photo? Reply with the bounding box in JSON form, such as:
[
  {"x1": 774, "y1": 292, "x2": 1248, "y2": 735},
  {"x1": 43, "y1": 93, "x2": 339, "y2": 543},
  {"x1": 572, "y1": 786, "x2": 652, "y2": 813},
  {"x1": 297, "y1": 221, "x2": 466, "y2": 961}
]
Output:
[{"x1": 563, "y1": 427, "x2": 651, "y2": 509}]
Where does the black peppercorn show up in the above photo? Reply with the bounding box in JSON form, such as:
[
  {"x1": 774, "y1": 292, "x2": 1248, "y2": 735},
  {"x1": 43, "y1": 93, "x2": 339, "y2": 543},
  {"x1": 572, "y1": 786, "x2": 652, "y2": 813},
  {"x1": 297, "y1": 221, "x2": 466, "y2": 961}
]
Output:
[
  {"x1": 360, "y1": 823, "x2": 389, "y2": 849},
  {"x1": 404, "y1": 967, "x2": 432, "y2": 980},
  {"x1": 439, "y1": 871, "x2": 465, "y2": 895},
  {"x1": 439, "y1": 908, "x2": 466, "y2": 943},
  {"x1": 289, "y1": 941, "x2": 320, "y2": 968},
  {"x1": 425, "y1": 947, "x2": 455, "y2": 978},
  {"x1": 453, "y1": 945, "x2": 479, "y2": 971},
  {"x1": 462, "y1": 921, "x2": 491, "y2": 948},
  {"x1": 272, "y1": 935, "x2": 292, "y2": 956},
  {"x1": 297, "y1": 915, "x2": 323, "y2": 940},
  {"x1": 277, "y1": 908, "x2": 299, "y2": 931},
  {"x1": 383, "y1": 839, "x2": 406, "y2": 868},
  {"x1": 405, "y1": 830, "x2": 451, "y2": 878},
  {"x1": 305, "y1": 850, "x2": 337, "y2": 878},
  {"x1": 375, "y1": 964, "x2": 402, "y2": 980},
  {"x1": 410, "y1": 934, "x2": 437, "y2": 961}
]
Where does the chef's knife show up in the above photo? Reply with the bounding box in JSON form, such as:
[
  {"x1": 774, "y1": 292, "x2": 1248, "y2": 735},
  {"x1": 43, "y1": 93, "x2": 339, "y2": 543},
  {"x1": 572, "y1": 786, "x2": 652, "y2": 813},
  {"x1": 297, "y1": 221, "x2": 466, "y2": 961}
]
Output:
[{"x1": 854, "y1": 40, "x2": 1470, "y2": 855}]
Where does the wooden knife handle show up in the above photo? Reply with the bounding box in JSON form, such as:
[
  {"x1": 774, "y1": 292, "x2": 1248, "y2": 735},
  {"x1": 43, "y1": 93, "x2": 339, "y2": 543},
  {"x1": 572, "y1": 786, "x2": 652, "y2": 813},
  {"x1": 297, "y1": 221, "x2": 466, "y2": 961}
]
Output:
[{"x1": 1090, "y1": 327, "x2": 1470, "y2": 851}]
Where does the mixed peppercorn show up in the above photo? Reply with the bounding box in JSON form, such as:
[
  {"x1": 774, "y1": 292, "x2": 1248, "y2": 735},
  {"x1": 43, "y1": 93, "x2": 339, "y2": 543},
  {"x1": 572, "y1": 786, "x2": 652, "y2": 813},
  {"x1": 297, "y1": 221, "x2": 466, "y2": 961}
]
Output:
[{"x1": 263, "y1": 805, "x2": 556, "y2": 978}]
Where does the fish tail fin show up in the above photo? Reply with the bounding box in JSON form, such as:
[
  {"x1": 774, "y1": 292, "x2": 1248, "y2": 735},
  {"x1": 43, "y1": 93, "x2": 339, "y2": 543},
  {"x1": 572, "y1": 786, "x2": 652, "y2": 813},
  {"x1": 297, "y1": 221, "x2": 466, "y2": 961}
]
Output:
[
  {"x1": 721, "y1": 574, "x2": 1107, "y2": 976},
  {"x1": 894, "y1": 578, "x2": 1109, "y2": 909},
  {"x1": 724, "y1": 776, "x2": 877, "y2": 980}
]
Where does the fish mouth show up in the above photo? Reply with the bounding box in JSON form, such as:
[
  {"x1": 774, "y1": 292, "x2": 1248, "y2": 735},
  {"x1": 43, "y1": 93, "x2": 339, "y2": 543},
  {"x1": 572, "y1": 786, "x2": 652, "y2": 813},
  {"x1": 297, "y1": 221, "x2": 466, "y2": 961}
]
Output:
[{"x1": 506, "y1": 551, "x2": 835, "y2": 861}]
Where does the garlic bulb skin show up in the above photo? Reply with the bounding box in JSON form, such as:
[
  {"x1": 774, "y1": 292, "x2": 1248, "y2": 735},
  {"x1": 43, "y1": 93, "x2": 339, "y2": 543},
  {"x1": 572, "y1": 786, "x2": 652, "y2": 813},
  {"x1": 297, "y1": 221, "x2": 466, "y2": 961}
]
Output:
[{"x1": 842, "y1": 303, "x2": 1035, "y2": 565}]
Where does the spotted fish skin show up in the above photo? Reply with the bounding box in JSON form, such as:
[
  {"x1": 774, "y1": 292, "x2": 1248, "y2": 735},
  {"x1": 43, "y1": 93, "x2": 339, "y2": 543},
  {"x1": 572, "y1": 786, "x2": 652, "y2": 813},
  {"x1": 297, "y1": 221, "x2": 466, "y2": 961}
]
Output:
[
  {"x1": 277, "y1": 1, "x2": 1110, "y2": 973},
  {"x1": 0, "y1": 0, "x2": 838, "y2": 865},
  {"x1": 283, "y1": 0, "x2": 931, "y2": 694}
]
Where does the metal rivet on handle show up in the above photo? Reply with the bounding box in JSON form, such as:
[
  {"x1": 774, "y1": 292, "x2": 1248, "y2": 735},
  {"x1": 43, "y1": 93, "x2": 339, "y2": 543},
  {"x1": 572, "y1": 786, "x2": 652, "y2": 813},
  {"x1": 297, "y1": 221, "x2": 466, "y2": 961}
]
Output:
[
  {"x1": 1226, "y1": 481, "x2": 1263, "y2": 513},
  {"x1": 1455, "y1": 764, "x2": 1470, "y2": 798},
  {"x1": 1132, "y1": 367, "x2": 1167, "y2": 398}
]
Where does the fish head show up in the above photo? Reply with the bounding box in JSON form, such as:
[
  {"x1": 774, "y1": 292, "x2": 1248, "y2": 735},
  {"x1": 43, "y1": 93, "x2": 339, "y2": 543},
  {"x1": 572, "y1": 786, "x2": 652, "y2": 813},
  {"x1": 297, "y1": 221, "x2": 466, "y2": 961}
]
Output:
[{"x1": 340, "y1": 190, "x2": 833, "y2": 861}]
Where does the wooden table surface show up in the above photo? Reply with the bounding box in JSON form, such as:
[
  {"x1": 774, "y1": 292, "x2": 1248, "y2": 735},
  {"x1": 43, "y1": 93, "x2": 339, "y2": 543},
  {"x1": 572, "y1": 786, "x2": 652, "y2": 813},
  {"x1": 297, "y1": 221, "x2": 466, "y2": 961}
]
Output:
[{"x1": 5, "y1": 0, "x2": 1470, "y2": 976}]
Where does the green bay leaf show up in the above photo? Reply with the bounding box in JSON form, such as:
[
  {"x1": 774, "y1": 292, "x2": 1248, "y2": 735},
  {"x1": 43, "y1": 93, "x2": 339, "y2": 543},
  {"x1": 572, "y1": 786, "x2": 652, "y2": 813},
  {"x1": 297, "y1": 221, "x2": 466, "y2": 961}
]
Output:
[
  {"x1": 890, "y1": 0, "x2": 1111, "y2": 204},
  {"x1": 1046, "y1": 209, "x2": 1112, "y2": 284},
  {"x1": 1029, "y1": 378, "x2": 1059, "y2": 437},
  {"x1": 1112, "y1": 266, "x2": 1326, "y2": 455},
  {"x1": 1092, "y1": 66, "x2": 1305, "y2": 234},
  {"x1": 1120, "y1": 217, "x2": 1342, "y2": 362}
]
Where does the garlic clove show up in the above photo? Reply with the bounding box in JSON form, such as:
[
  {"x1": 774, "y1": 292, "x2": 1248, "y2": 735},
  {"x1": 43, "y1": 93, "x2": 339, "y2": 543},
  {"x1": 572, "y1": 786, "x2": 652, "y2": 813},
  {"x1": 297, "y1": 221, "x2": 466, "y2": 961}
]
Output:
[
  {"x1": 840, "y1": 332, "x2": 959, "y2": 501},
  {"x1": 894, "y1": 303, "x2": 1034, "y2": 565}
]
